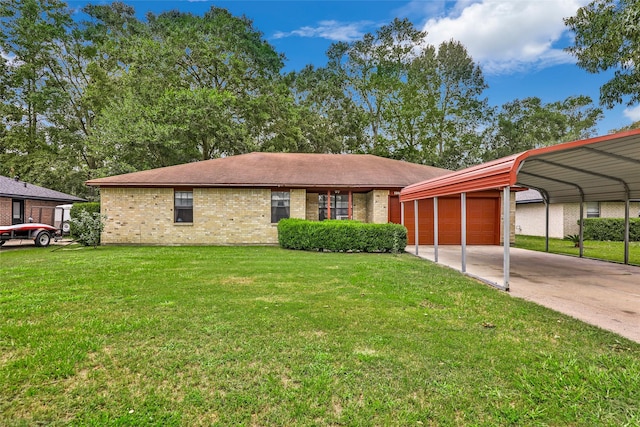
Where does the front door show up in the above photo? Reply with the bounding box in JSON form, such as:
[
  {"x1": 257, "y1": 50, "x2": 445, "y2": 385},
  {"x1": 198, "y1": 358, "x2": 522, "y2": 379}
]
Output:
[{"x1": 12, "y1": 199, "x2": 24, "y2": 224}]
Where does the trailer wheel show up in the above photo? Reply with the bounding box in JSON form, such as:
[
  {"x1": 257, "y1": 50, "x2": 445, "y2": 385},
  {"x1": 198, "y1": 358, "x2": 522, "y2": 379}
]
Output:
[
  {"x1": 35, "y1": 231, "x2": 51, "y2": 247},
  {"x1": 62, "y1": 221, "x2": 71, "y2": 234}
]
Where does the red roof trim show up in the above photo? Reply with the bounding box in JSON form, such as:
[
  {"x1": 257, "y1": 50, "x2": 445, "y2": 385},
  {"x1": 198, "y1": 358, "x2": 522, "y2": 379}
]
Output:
[{"x1": 400, "y1": 129, "x2": 640, "y2": 202}]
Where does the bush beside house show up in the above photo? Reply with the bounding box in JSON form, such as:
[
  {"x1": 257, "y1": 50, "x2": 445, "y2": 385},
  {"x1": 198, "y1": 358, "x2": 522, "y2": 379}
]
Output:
[
  {"x1": 583, "y1": 218, "x2": 640, "y2": 241},
  {"x1": 69, "y1": 202, "x2": 104, "y2": 247},
  {"x1": 278, "y1": 219, "x2": 407, "y2": 253}
]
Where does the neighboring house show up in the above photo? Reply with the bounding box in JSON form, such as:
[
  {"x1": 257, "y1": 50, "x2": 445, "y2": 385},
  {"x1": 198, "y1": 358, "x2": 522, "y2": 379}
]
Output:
[
  {"x1": 515, "y1": 189, "x2": 640, "y2": 238},
  {"x1": 85, "y1": 152, "x2": 451, "y2": 245},
  {"x1": 0, "y1": 175, "x2": 86, "y2": 226}
]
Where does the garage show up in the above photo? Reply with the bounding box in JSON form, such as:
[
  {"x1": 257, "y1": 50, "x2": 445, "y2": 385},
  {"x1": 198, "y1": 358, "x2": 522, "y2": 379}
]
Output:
[
  {"x1": 390, "y1": 192, "x2": 500, "y2": 245},
  {"x1": 399, "y1": 129, "x2": 640, "y2": 291}
]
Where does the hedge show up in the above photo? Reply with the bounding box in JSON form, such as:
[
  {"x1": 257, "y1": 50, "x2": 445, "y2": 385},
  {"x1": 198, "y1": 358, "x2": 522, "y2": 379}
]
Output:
[
  {"x1": 277, "y1": 218, "x2": 407, "y2": 253},
  {"x1": 583, "y1": 218, "x2": 640, "y2": 241}
]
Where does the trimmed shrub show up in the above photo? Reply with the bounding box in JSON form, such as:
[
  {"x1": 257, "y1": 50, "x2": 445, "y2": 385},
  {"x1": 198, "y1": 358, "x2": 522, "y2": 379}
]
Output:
[
  {"x1": 583, "y1": 218, "x2": 640, "y2": 241},
  {"x1": 278, "y1": 218, "x2": 407, "y2": 253},
  {"x1": 70, "y1": 202, "x2": 100, "y2": 218}
]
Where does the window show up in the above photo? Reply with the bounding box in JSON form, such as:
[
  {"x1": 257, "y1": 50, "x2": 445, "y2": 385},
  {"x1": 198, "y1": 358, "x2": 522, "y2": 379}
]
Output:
[
  {"x1": 319, "y1": 194, "x2": 350, "y2": 220},
  {"x1": 174, "y1": 191, "x2": 193, "y2": 223},
  {"x1": 586, "y1": 202, "x2": 600, "y2": 218},
  {"x1": 271, "y1": 191, "x2": 290, "y2": 223}
]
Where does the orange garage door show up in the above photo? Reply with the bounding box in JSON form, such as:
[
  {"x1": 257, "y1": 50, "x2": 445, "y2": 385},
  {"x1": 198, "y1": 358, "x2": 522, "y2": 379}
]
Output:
[{"x1": 390, "y1": 193, "x2": 500, "y2": 245}]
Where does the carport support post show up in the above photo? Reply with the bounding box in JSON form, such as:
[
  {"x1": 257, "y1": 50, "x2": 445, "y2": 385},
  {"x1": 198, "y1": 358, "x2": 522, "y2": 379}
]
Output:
[
  {"x1": 461, "y1": 192, "x2": 466, "y2": 273},
  {"x1": 433, "y1": 197, "x2": 439, "y2": 263},
  {"x1": 625, "y1": 199, "x2": 630, "y2": 265},
  {"x1": 503, "y1": 186, "x2": 510, "y2": 291},
  {"x1": 400, "y1": 201, "x2": 405, "y2": 227},
  {"x1": 545, "y1": 200, "x2": 550, "y2": 253},
  {"x1": 414, "y1": 200, "x2": 419, "y2": 256},
  {"x1": 579, "y1": 200, "x2": 584, "y2": 258}
]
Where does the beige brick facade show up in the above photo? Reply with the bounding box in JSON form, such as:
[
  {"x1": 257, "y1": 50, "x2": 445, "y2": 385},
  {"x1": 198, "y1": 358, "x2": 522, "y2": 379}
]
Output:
[
  {"x1": 305, "y1": 193, "x2": 319, "y2": 221},
  {"x1": 368, "y1": 190, "x2": 390, "y2": 224},
  {"x1": 498, "y1": 191, "x2": 517, "y2": 245},
  {"x1": 100, "y1": 187, "x2": 392, "y2": 245},
  {"x1": 516, "y1": 201, "x2": 640, "y2": 238},
  {"x1": 352, "y1": 193, "x2": 368, "y2": 222}
]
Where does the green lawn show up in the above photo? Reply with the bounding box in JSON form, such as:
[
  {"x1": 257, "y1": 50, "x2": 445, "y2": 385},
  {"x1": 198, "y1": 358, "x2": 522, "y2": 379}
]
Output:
[
  {"x1": 515, "y1": 234, "x2": 640, "y2": 266},
  {"x1": 1, "y1": 246, "x2": 639, "y2": 426}
]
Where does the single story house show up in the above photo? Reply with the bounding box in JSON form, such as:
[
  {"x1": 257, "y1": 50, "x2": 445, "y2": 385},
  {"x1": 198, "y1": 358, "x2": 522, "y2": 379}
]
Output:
[
  {"x1": 85, "y1": 152, "x2": 452, "y2": 245},
  {"x1": 0, "y1": 175, "x2": 86, "y2": 226},
  {"x1": 516, "y1": 189, "x2": 640, "y2": 238}
]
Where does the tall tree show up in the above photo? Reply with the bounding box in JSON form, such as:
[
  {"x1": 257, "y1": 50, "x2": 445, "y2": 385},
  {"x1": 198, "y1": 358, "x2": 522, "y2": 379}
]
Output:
[
  {"x1": 0, "y1": 0, "x2": 72, "y2": 183},
  {"x1": 565, "y1": 0, "x2": 640, "y2": 108},
  {"x1": 384, "y1": 40, "x2": 488, "y2": 169},
  {"x1": 289, "y1": 65, "x2": 365, "y2": 153},
  {"x1": 481, "y1": 96, "x2": 602, "y2": 160},
  {"x1": 90, "y1": 6, "x2": 292, "y2": 174},
  {"x1": 325, "y1": 18, "x2": 425, "y2": 155},
  {"x1": 0, "y1": 0, "x2": 119, "y2": 198}
]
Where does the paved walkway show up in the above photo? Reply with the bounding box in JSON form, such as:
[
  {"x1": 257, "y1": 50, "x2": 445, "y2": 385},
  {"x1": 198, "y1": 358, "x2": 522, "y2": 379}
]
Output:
[{"x1": 406, "y1": 245, "x2": 640, "y2": 343}]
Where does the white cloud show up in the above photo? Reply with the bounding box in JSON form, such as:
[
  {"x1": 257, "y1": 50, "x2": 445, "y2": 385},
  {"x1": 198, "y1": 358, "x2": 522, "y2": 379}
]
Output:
[
  {"x1": 273, "y1": 20, "x2": 374, "y2": 42},
  {"x1": 623, "y1": 105, "x2": 640, "y2": 122},
  {"x1": 420, "y1": 0, "x2": 590, "y2": 74},
  {"x1": 1, "y1": 51, "x2": 21, "y2": 67}
]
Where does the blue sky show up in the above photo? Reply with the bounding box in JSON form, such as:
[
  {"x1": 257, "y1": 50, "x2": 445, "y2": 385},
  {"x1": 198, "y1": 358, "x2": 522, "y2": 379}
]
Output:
[{"x1": 68, "y1": 0, "x2": 636, "y2": 135}]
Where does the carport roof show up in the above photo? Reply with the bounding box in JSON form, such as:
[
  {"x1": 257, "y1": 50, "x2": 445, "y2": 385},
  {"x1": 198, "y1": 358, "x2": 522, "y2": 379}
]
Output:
[{"x1": 401, "y1": 129, "x2": 640, "y2": 203}]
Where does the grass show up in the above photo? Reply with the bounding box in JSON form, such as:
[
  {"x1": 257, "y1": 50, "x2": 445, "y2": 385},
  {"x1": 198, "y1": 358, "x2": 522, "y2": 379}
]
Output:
[
  {"x1": 1, "y1": 245, "x2": 639, "y2": 426},
  {"x1": 515, "y1": 234, "x2": 640, "y2": 266}
]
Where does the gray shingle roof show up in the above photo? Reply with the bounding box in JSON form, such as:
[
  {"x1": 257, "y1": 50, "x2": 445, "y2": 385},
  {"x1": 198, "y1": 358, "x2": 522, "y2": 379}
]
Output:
[
  {"x1": 0, "y1": 175, "x2": 86, "y2": 203},
  {"x1": 516, "y1": 189, "x2": 543, "y2": 203}
]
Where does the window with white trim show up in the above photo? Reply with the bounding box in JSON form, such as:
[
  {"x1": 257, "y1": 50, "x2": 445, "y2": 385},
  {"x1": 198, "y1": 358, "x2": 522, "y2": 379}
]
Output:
[{"x1": 586, "y1": 202, "x2": 600, "y2": 218}]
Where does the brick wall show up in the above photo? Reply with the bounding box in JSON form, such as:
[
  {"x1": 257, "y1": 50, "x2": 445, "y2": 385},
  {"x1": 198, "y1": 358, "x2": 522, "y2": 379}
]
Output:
[
  {"x1": 368, "y1": 190, "x2": 390, "y2": 223},
  {"x1": 498, "y1": 191, "x2": 517, "y2": 245},
  {"x1": 352, "y1": 193, "x2": 367, "y2": 221},
  {"x1": 100, "y1": 187, "x2": 392, "y2": 245},
  {"x1": 305, "y1": 193, "x2": 319, "y2": 221},
  {"x1": 600, "y1": 201, "x2": 640, "y2": 218},
  {"x1": 516, "y1": 201, "x2": 640, "y2": 239},
  {"x1": 0, "y1": 197, "x2": 11, "y2": 225},
  {"x1": 516, "y1": 203, "x2": 565, "y2": 238},
  {"x1": 102, "y1": 187, "x2": 303, "y2": 245},
  {"x1": 25, "y1": 200, "x2": 59, "y2": 225},
  {"x1": 0, "y1": 197, "x2": 59, "y2": 226}
]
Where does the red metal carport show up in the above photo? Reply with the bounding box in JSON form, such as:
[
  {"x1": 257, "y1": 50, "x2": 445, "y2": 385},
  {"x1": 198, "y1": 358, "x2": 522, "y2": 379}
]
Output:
[{"x1": 400, "y1": 130, "x2": 640, "y2": 291}]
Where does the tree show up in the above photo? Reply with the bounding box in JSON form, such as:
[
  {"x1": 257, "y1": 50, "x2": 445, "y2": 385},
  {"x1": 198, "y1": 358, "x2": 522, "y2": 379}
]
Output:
[
  {"x1": 0, "y1": 0, "x2": 72, "y2": 183},
  {"x1": 90, "y1": 6, "x2": 292, "y2": 173},
  {"x1": 565, "y1": 0, "x2": 640, "y2": 108},
  {"x1": 401, "y1": 40, "x2": 488, "y2": 169},
  {"x1": 325, "y1": 18, "x2": 425, "y2": 155},
  {"x1": 319, "y1": 21, "x2": 489, "y2": 169},
  {"x1": 481, "y1": 96, "x2": 602, "y2": 160},
  {"x1": 289, "y1": 65, "x2": 365, "y2": 153},
  {"x1": 0, "y1": 0, "x2": 118, "y2": 199}
]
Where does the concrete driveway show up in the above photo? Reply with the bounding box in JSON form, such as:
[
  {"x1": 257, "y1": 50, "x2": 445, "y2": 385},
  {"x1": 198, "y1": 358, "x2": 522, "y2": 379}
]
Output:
[{"x1": 406, "y1": 245, "x2": 640, "y2": 343}]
